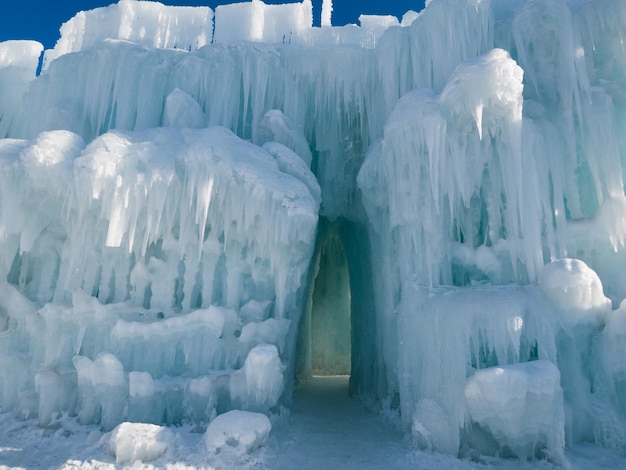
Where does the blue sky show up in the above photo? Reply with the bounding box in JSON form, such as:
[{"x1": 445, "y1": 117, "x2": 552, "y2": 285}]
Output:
[{"x1": 0, "y1": 0, "x2": 425, "y2": 50}]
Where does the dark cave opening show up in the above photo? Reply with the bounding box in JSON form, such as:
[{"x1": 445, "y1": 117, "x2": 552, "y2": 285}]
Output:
[
  {"x1": 295, "y1": 218, "x2": 381, "y2": 399},
  {"x1": 296, "y1": 222, "x2": 352, "y2": 382}
]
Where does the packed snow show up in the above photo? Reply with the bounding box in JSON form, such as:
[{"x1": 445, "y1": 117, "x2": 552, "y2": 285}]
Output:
[
  {"x1": 1, "y1": 0, "x2": 626, "y2": 468},
  {"x1": 204, "y1": 410, "x2": 271, "y2": 458},
  {"x1": 109, "y1": 422, "x2": 175, "y2": 464}
]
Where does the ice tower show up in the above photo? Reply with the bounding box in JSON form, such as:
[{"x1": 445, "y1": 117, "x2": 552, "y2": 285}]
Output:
[{"x1": 1, "y1": 0, "x2": 626, "y2": 463}]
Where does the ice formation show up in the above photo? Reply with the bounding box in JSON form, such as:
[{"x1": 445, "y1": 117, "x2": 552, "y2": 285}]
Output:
[
  {"x1": 464, "y1": 360, "x2": 565, "y2": 461},
  {"x1": 204, "y1": 409, "x2": 272, "y2": 457},
  {"x1": 1, "y1": 0, "x2": 626, "y2": 465},
  {"x1": 109, "y1": 422, "x2": 175, "y2": 464}
]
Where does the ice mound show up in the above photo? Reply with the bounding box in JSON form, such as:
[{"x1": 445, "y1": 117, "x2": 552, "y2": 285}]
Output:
[
  {"x1": 358, "y1": 15, "x2": 400, "y2": 48},
  {"x1": 204, "y1": 410, "x2": 271, "y2": 457},
  {"x1": 109, "y1": 422, "x2": 175, "y2": 464},
  {"x1": 540, "y1": 258, "x2": 611, "y2": 326},
  {"x1": 464, "y1": 360, "x2": 565, "y2": 462},
  {"x1": 231, "y1": 344, "x2": 284, "y2": 412},
  {"x1": 163, "y1": 88, "x2": 207, "y2": 129}
]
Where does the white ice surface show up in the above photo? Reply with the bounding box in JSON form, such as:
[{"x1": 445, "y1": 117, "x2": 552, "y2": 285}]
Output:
[
  {"x1": 214, "y1": 0, "x2": 313, "y2": 45},
  {"x1": 464, "y1": 360, "x2": 565, "y2": 462},
  {"x1": 540, "y1": 258, "x2": 612, "y2": 326},
  {"x1": 0, "y1": 41, "x2": 43, "y2": 138},
  {"x1": 204, "y1": 410, "x2": 271, "y2": 457},
  {"x1": 43, "y1": 0, "x2": 213, "y2": 69},
  {"x1": 109, "y1": 422, "x2": 175, "y2": 464},
  {"x1": 0, "y1": 41, "x2": 42, "y2": 71}
]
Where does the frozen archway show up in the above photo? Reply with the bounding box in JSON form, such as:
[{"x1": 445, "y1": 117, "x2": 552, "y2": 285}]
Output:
[
  {"x1": 295, "y1": 218, "x2": 381, "y2": 398},
  {"x1": 310, "y1": 224, "x2": 351, "y2": 376}
]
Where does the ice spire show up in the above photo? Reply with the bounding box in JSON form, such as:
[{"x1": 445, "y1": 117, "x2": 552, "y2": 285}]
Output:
[{"x1": 321, "y1": 0, "x2": 332, "y2": 27}]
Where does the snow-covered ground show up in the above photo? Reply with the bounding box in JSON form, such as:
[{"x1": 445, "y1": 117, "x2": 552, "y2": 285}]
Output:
[{"x1": 1, "y1": 376, "x2": 625, "y2": 469}]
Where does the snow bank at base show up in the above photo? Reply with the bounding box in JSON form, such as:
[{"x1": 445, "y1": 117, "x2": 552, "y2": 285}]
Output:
[
  {"x1": 204, "y1": 410, "x2": 271, "y2": 457},
  {"x1": 109, "y1": 422, "x2": 175, "y2": 464}
]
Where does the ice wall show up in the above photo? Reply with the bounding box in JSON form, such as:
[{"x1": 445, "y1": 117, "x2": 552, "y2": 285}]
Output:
[
  {"x1": 1, "y1": 0, "x2": 626, "y2": 463},
  {"x1": 43, "y1": 0, "x2": 214, "y2": 69},
  {"x1": 358, "y1": 0, "x2": 626, "y2": 459},
  {"x1": 0, "y1": 125, "x2": 319, "y2": 426},
  {"x1": 40, "y1": 0, "x2": 399, "y2": 69}
]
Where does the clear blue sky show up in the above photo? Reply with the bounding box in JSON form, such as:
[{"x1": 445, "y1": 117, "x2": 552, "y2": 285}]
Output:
[{"x1": 0, "y1": 1, "x2": 425, "y2": 50}]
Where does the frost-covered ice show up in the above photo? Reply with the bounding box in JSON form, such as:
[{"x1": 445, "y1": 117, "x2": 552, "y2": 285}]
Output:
[
  {"x1": 0, "y1": 41, "x2": 43, "y2": 137},
  {"x1": 109, "y1": 422, "x2": 175, "y2": 464},
  {"x1": 540, "y1": 258, "x2": 612, "y2": 326},
  {"x1": 0, "y1": 124, "x2": 319, "y2": 428},
  {"x1": 43, "y1": 0, "x2": 214, "y2": 69},
  {"x1": 1, "y1": 0, "x2": 626, "y2": 468},
  {"x1": 464, "y1": 360, "x2": 565, "y2": 462},
  {"x1": 204, "y1": 410, "x2": 271, "y2": 457}
]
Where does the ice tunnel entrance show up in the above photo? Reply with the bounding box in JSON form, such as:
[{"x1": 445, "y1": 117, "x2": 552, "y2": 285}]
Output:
[
  {"x1": 297, "y1": 221, "x2": 352, "y2": 381},
  {"x1": 295, "y1": 217, "x2": 379, "y2": 399},
  {"x1": 311, "y1": 228, "x2": 351, "y2": 376}
]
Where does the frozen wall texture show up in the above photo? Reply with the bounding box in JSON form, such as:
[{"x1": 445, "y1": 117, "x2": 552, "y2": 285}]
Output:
[{"x1": 1, "y1": 0, "x2": 626, "y2": 463}]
